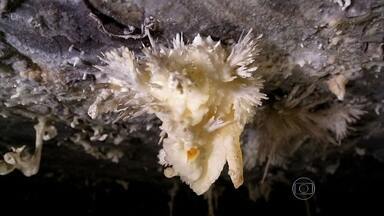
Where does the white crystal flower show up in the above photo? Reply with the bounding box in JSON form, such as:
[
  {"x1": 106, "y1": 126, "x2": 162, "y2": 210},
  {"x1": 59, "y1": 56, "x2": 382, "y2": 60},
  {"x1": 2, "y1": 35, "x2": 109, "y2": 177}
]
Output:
[{"x1": 94, "y1": 31, "x2": 266, "y2": 194}]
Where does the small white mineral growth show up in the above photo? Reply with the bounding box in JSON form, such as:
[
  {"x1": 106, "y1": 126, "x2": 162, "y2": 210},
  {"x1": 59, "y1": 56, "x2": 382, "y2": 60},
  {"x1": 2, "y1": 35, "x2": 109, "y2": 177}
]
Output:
[
  {"x1": 243, "y1": 80, "x2": 364, "y2": 170},
  {"x1": 94, "y1": 30, "x2": 266, "y2": 194},
  {"x1": 333, "y1": 0, "x2": 352, "y2": 11},
  {"x1": 326, "y1": 74, "x2": 348, "y2": 101},
  {"x1": 106, "y1": 149, "x2": 124, "y2": 163},
  {"x1": 0, "y1": 117, "x2": 48, "y2": 176}
]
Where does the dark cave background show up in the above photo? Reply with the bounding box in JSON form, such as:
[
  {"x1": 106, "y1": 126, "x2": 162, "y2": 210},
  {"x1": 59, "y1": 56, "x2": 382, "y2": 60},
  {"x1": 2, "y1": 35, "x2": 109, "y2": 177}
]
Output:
[{"x1": 1, "y1": 152, "x2": 384, "y2": 215}]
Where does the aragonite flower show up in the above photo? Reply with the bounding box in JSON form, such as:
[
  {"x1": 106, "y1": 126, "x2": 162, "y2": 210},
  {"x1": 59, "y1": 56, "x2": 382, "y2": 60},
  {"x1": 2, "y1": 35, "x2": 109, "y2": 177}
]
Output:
[{"x1": 93, "y1": 31, "x2": 266, "y2": 194}]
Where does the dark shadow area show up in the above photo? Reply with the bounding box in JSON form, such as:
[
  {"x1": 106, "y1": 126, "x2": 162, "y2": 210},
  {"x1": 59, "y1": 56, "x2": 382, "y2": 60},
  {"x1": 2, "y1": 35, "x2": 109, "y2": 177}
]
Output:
[{"x1": 1, "y1": 152, "x2": 383, "y2": 216}]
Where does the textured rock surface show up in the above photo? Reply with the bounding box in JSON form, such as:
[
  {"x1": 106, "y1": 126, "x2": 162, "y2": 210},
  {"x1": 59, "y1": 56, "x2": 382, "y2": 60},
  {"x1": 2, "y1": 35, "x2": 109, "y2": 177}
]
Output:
[{"x1": 0, "y1": 0, "x2": 384, "y2": 211}]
